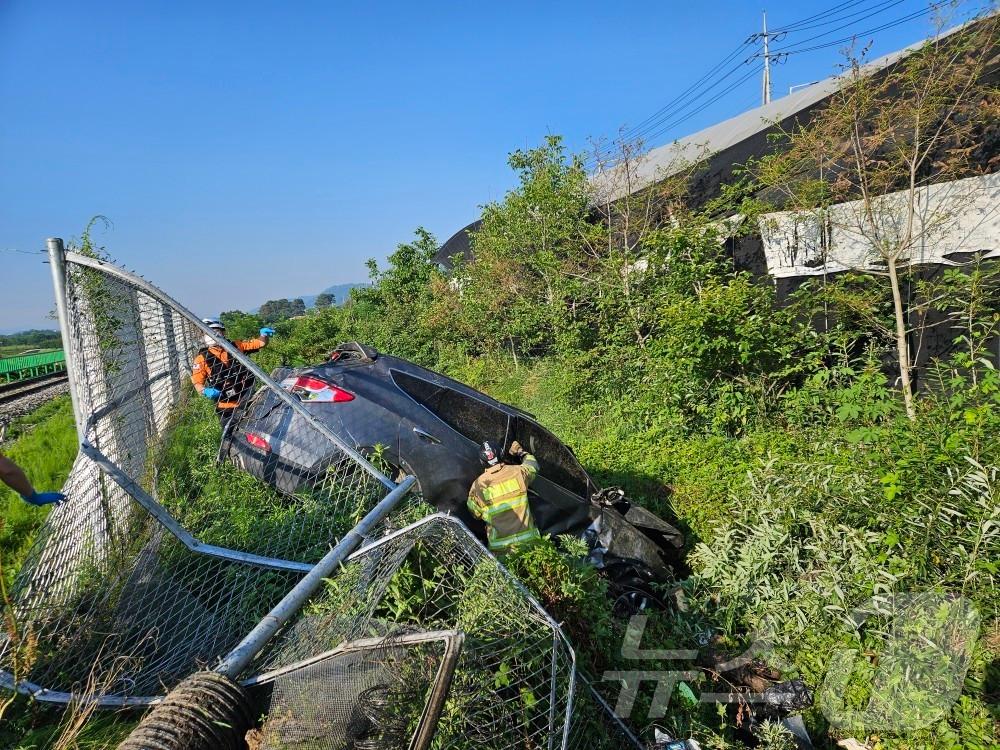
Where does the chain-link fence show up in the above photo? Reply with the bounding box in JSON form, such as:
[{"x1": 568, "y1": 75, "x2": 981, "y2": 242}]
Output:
[
  {"x1": 2, "y1": 241, "x2": 638, "y2": 748},
  {"x1": 1, "y1": 244, "x2": 408, "y2": 702},
  {"x1": 247, "y1": 513, "x2": 640, "y2": 750}
]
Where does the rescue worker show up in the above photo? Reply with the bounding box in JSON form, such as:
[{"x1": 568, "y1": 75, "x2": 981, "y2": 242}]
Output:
[
  {"x1": 191, "y1": 319, "x2": 275, "y2": 426},
  {"x1": 0, "y1": 451, "x2": 66, "y2": 506},
  {"x1": 467, "y1": 440, "x2": 541, "y2": 554}
]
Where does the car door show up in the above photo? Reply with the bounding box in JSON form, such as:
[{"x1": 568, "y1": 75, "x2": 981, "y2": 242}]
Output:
[
  {"x1": 390, "y1": 369, "x2": 514, "y2": 522},
  {"x1": 390, "y1": 368, "x2": 512, "y2": 448},
  {"x1": 511, "y1": 416, "x2": 594, "y2": 499}
]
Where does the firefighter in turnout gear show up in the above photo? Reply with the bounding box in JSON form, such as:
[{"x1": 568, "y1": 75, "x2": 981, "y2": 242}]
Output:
[
  {"x1": 191, "y1": 319, "x2": 275, "y2": 425},
  {"x1": 467, "y1": 440, "x2": 541, "y2": 554}
]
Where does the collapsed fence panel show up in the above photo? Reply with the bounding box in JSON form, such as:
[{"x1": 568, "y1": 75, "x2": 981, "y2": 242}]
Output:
[{"x1": 245, "y1": 514, "x2": 641, "y2": 750}]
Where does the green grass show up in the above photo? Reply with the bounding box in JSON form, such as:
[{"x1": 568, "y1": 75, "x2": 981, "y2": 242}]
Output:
[
  {"x1": 0, "y1": 396, "x2": 77, "y2": 585},
  {"x1": 443, "y1": 353, "x2": 999, "y2": 748},
  {"x1": 152, "y1": 391, "x2": 392, "y2": 562},
  {"x1": 5, "y1": 707, "x2": 137, "y2": 750}
]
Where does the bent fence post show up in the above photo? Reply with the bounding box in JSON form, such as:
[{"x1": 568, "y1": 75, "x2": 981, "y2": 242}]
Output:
[
  {"x1": 46, "y1": 238, "x2": 86, "y2": 443},
  {"x1": 215, "y1": 474, "x2": 417, "y2": 678},
  {"x1": 5, "y1": 242, "x2": 637, "y2": 750}
]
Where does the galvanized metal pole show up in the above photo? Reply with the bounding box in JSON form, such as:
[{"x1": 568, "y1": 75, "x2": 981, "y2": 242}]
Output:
[
  {"x1": 46, "y1": 238, "x2": 86, "y2": 444},
  {"x1": 215, "y1": 474, "x2": 417, "y2": 678}
]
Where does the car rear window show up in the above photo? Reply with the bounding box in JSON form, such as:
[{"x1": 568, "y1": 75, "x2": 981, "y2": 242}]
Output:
[
  {"x1": 391, "y1": 369, "x2": 509, "y2": 446},
  {"x1": 392, "y1": 368, "x2": 592, "y2": 498},
  {"x1": 513, "y1": 418, "x2": 591, "y2": 498}
]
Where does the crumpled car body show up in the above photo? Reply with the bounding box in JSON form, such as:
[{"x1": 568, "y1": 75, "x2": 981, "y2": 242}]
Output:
[{"x1": 221, "y1": 342, "x2": 683, "y2": 579}]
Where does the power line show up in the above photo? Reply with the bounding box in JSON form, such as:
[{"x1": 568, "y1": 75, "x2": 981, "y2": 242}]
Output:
[
  {"x1": 613, "y1": 39, "x2": 759, "y2": 144},
  {"x1": 769, "y1": 0, "x2": 908, "y2": 35},
  {"x1": 589, "y1": 0, "x2": 946, "y2": 165},
  {"x1": 769, "y1": 2, "x2": 945, "y2": 57},
  {"x1": 768, "y1": 0, "x2": 874, "y2": 33},
  {"x1": 638, "y1": 63, "x2": 766, "y2": 146},
  {"x1": 767, "y1": 0, "x2": 900, "y2": 34},
  {"x1": 623, "y1": 56, "x2": 761, "y2": 141}
]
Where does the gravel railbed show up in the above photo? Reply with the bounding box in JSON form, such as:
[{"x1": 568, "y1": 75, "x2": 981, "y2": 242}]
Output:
[{"x1": 0, "y1": 382, "x2": 71, "y2": 431}]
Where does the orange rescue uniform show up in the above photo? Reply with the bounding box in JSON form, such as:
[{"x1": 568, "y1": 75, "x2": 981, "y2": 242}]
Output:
[{"x1": 191, "y1": 338, "x2": 266, "y2": 410}]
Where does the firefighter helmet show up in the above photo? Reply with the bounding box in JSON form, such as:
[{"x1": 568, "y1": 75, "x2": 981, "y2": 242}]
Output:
[{"x1": 479, "y1": 441, "x2": 500, "y2": 467}]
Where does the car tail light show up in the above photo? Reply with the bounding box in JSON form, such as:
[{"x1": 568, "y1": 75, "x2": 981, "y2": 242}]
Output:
[
  {"x1": 280, "y1": 374, "x2": 355, "y2": 403},
  {"x1": 245, "y1": 431, "x2": 272, "y2": 453}
]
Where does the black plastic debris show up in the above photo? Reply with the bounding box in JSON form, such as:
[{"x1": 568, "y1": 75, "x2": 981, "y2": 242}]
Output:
[{"x1": 760, "y1": 679, "x2": 814, "y2": 715}]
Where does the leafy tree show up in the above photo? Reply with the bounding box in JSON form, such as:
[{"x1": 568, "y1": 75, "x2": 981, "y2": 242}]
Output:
[
  {"x1": 314, "y1": 292, "x2": 335, "y2": 308},
  {"x1": 258, "y1": 297, "x2": 308, "y2": 323},
  {"x1": 465, "y1": 135, "x2": 598, "y2": 358},
  {"x1": 219, "y1": 310, "x2": 264, "y2": 341},
  {"x1": 343, "y1": 227, "x2": 451, "y2": 363},
  {"x1": 0, "y1": 330, "x2": 61, "y2": 348},
  {"x1": 753, "y1": 13, "x2": 1000, "y2": 420}
]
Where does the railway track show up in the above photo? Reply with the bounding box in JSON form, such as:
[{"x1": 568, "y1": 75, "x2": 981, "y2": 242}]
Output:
[{"x1": 0, "y1": 372, "x2": 70, "y2": 407}]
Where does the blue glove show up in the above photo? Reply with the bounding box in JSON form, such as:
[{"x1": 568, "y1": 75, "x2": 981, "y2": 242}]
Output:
[
  {"x1": 203, "y1": 387, "x2": 222, "y2": 400},
  {"x1": 21, "y1": 491, "x2": 66, "y2": 506},
  {"x1": 260, "y1": 327, "x2": 275, "y2": 337}
]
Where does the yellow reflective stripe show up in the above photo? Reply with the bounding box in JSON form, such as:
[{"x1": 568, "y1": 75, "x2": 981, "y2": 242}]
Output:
[
  {"x1": 489, "y1": 527, "x2": 541, "y2": 549},
  {"x1": 521, "y1": 454, "x2": 539, "y2": 482},
  {"x1": 467, "y1": 495, "x2": 483, "y2": 518},
  {"x1": 481, "y1": 479, "x2": 521, "y2": 503},
  {"x1": 481, "y1": 496, "x2": 529, "y2": 521}
]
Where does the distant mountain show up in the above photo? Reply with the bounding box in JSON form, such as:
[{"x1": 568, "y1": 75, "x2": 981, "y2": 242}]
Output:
[
  {"x1": 302, "y1": 282, "x2": 371, "y2": 308},
  {"x1": 247, "y1": 282, "x2": 370, "y2": 315}
]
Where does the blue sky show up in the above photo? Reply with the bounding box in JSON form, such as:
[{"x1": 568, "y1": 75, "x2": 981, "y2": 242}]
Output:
[{"x1": 0, "y1": 0, "x2": 980, "y2": 332}]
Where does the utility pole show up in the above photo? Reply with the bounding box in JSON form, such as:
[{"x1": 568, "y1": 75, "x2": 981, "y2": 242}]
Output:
[{"x1": 761, "y1": 10, "x2": 772, "y2": 105}]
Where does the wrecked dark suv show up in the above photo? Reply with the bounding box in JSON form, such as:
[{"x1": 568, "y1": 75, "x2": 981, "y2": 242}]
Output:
[{"x1": 221, "y1": 342, "x2": 683, "y2": 586}]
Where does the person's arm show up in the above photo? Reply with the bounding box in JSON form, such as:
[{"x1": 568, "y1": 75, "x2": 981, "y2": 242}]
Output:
[
  {"x1": 0, "y1": 452, "x2": 65, "y2": 506},
  {"x1": 191, "y1": 355, "x2": 220, "y2": 399},
  {"x1": 520, "y1": 453, "x2": 539, "y2": 485},
  {"x1": 509, "y1": 441, "x2": 539, "y2": 485},
  {"x1": 0, "y1": 453, "x2": 34, "y2": 497},
  {"x1": 191, "y1": 354, "x2": 207, "y2": 394},
  {"x1": 467, "y1": 485, "x2": 484, "y2": 520},
  {"x1": 237, "y1": 328, "x2": 275, "y2": 352}
]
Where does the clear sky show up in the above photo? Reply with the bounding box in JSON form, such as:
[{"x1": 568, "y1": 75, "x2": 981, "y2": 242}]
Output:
[{"x1": 1, "y1": 0, "x2": 984, "y2": 332}]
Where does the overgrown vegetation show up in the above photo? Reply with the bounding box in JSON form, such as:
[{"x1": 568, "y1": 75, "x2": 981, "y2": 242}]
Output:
[
  {"x1": 214, "y1": 18, "x2": 997, "y2": 746},
  {"x1": 3, "y1": 10, "x2": 998, "y2": 749}
]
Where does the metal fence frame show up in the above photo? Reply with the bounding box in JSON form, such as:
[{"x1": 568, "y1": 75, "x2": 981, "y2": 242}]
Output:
[{"x1": 0, "y1": 239, "x2": 412, "y2": 706}]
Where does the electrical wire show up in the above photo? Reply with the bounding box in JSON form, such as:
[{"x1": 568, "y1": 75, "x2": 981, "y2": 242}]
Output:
[
  {"x1": 767, "y1": 0, "x2": 900, "y2": 34},
  {"x1": 766, "y1": 0, "x2": 908, "y2": 36},
  {"x1": 615, "y1": 55, "x2": 762, "y2": 146},
  {"x1": 769, "y1": 2, "x2": 945, "y2": 56},
  {"x1": 589, "y1": 0, "x2": 948, "y2": 163},
  {"x1": 767, "y1": 0, "x2": 873, "y2": 33},
  {"x1": 585, "y1": 40, "x2": 760, "y2": 168},
  {"x1": 638, "y1": 63, "x2": 766, "y2": 146},
  {"x1": 614, "y1": 39, "x2": 758, "y2": 143}
]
